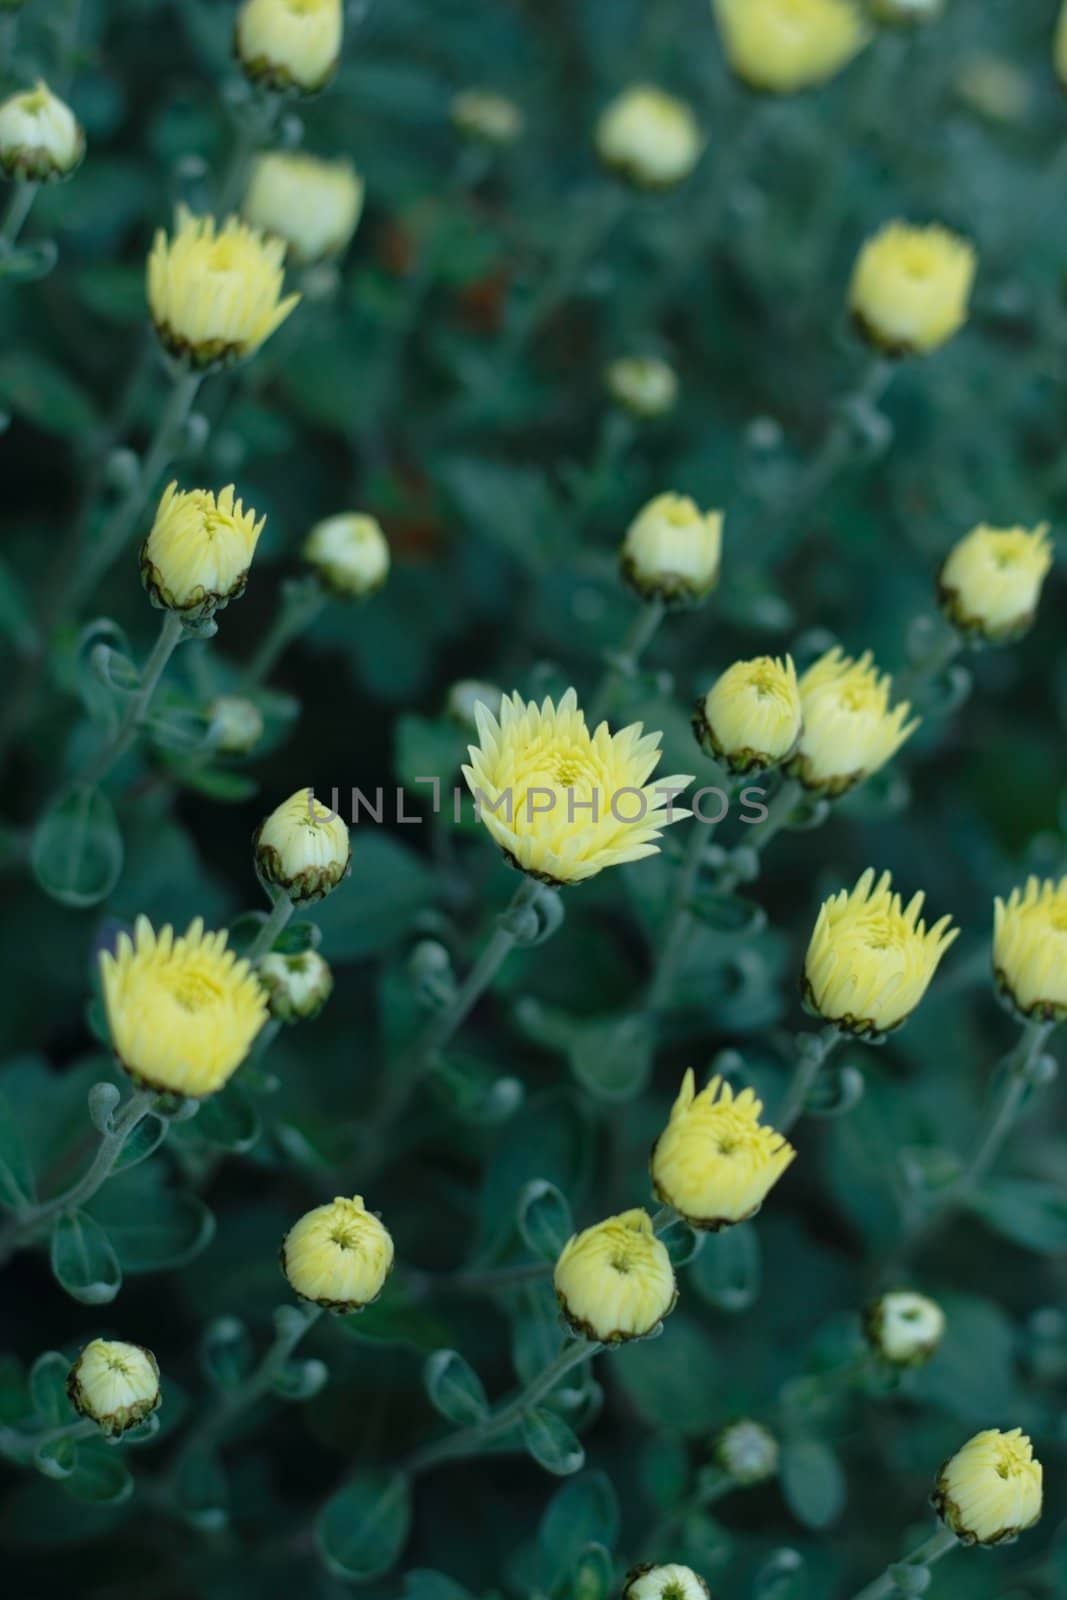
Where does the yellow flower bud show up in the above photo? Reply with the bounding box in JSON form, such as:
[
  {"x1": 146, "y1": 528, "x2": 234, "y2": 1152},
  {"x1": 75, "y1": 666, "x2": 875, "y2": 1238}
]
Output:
[
  {"x1": 993, "y1": 876, "x2": 1067, "y2": 1023},
  {"x1": 804, "y1": 868, "x2": 958, "y2": 1038},
  {"x1": 933, "y1": 1429, "x2": 1042, "y2": 1546},
  {"x1": 624, "y1": 1566, "x2": 710, "y2": 1600},
  {"x1": 594, "y1": 86, "x2": 701, "y2": 189},
  {"x1": 712, "y1": 0, "x2": 868, "y2": 95},
  {"x1": 787, "y1": 646, "x2": 916, "y2": 797},
  {"x1": 235, "y1": 0, "x2": 343, "y2": 94},
  {"x1": 1056, "y1": 2, "x2": 1067, "y2": 91},
  {"x1": 714, "y1": 1419, "x2": 780, "y2": 1484},
  {"x1": 870, "y1": 0, "x2": 944, "y2": 22},
  {"x1": 140, "y1": 482, "x2": 265, "y2": 623},
  {"x1": 254, "y1": 788, "x2": 351, "y2": 904},
  {"x1": 258, "y1": 948, "x2": 333, "y2": 1022},
  {"x1": 461, "y1": 688, "x2": 692, "y2": 886},
  {"x1": 281, "y1": 1195, "x2": 394, "y2": 1311},
  {"x1": 553, "y1": 1208, "x2": 676, "y2": 1343},
  {"x1": 621, "y1": 493, "x2": 723, "y2": 606},
  {"x1": 0, "y1": 80, "x2": 84, "y2": 181},
  {"x1": 208, "y1": 694, "x2": 265, "y2": 754},
  {"x1": 100, "y1": 916, "x2": 268, "y2": 1097},
  {"x1": 67, "y1": 1339, "x2": 160, "y2": 1438},
  {"x1": 605, "y1": 356, "x2": 678, "y2": 419},
  {"x1": 849, "y1": 222, "x2": 976, "y2": 357},
  {"x1": 955, "y1": 55, "x2": 1030, "y2": 125},
  {"x1": 242, "y1": 151, "x2": 364, "y2": 265},
  {"x1": 302, "y1": 512, "x2": 390, "y2": 599},
  {"x1": 450, "y1": 89, "x2": 524, "y2": 145},
  {"x1": 863, "y1": 1290, "x2": 946, "y2": 1367},
  {"x1": 147, "y1": 206, "x2": 300, "y2": 371},
  {"x1": 938, "y1": 523, "x2": 1053, "y2": 644},
  {"x1": 693, "y1": 655, "x2": 801, "y2": 775},
  {"x1": 651, "y1": 1070, "x2": 796, "y2": 1230}
]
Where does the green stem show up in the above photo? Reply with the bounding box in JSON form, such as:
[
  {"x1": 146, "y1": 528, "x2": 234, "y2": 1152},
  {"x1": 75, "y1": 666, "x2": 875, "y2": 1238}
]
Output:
[
  {"x1": 713, "y1": 774, "x2": 805, "y2": 896},
  {"x1": 77, "y1": 610, "x2": 187, "y2": 789},
  {"x1": 894, "y1": 619, "x2": 963, "y2": 707},
  {"x1": 241, "y1": 583, "x2": 325, "y2": 688},
  {"x1": 777, "y1": 1027, "x2": 842, "y2": 1134},
  {"x1": 500, "y1": 184, "x2": 626, "y2": 367},
  {"x1": 647, "y1": 818, "x2": 712, "y2": 1015},
  {"x1": 0, "y1": 1415, "x2": 97, "y2": 1466},
  {"x1": 246, "y1": 892, "x2": 295, "y2": 963},
  {"x1": 849, "y1": 1526, "x2": 958, "y2": 1600},
  {"x1": 217, "y1": 88, "x2": 282, "y2": 214},
  {"x1": 650, "y1": 1204, "x2": 676, "y2": 1233},
  {"x1": 590, "y1": 598, "x2": 667, "y2": 724},
  {"x1": 0, "y1": 181, "x2": 39, "y2": 252}
]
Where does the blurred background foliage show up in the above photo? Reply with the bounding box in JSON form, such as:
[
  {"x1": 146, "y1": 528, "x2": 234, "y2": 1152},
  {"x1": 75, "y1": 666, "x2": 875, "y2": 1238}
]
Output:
[{"x1": 1, "y1": 0, "x2": 1066, "y2": 1596}]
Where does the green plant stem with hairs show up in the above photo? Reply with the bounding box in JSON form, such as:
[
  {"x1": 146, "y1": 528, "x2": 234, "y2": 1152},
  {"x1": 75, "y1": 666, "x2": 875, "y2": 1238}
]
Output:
[
  {"x1": 589, "y1": 597, "x2": 667, "y2": 724},
  {"x1": 246, "y1": 891, "x2": 295, "y2": 963},
  {"x1": 0, "y1": 1414, "x2": 98, "y2": 1467},
  {"x1": 76, "y1": 610, "x2": 188, "y2": 790},
  {"x1": 776, "y1": 1026, "x2": 843, "y2": 1134},
  {"x1": 0, "y1": 181, "x2": 39, "y2": 251},
  {"x1": 849, "y1": 1526, "x2": 958, "y2": 1600},
  {"x1": 241, "y1": 578, "x2": 326, "y2": 689}
]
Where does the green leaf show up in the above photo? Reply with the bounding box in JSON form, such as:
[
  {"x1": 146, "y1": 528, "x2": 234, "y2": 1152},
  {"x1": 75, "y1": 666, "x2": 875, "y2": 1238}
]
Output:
[
  {"x1": 62, "y1": 1443, "x2": 133, "y2": 1505},
  {"x1": 270, "y1": 1357, "x2": 328, "y2": 1401},
  {"x1": 779, "y1": 1436, "x2": 846, "y2": 1530},
  {"x1": 194, "y1": 1083, "x2": 261, "y2": 1153},
  {"x1": 690, "y1": 891, "x2": 767, "y2": 938},
  {"x1": 567, "y1": 1014, "x2": 654, "y2": 1103},
  {"x1": 0, "y1": 1088, "x2": 36, "y2": 1208},
  {"x1": 172, "y1": 1446, "x2": 228, "y2": 1531},
  {"x1": 401, "y1": 1574, "x2": 474, "y2": 1600},
  {"x1": 200, "y1": 1316, "x2": 255, "y2": 1389},
  {"x1": 0, "y1": 555, "x2": 40, "y2": 657},
  {"x1": 0, "y1": 350, "x2": 97, "y2": 437},
  {"x1": 50, "y1": 1211, "x2": 122, "y2": 1305},
  {"x1": 613, "y1": 1315, "x2": 720, "y2": 1436},
  {"x1": 966, "y1": 1177, "x2": 1067, "y2": 1254},
  {"x1": 273, "y1": 920, "x2": 322, "y2": 955},
  {"x1": 572, "y1": 1542, "x2": 614, "y2": 1600},
  {"x1": 90, "y1": 1185, "x2": 215, "y2": 1272},
  {"x1": 689, "y1": 1223, "x2": 762, "y2": 1312},
  {"x1": 31, "y1": 783, "x2": 123, "y2": 909},
  {"x1": 112, "y1": 1113, "x2": 168, "y2": 1173},
  {"x1": 316, "y1": 1469, "x2": 412, "y2": 1582},
  {"x1": 35, "y1": 1434, "x2": 78, "y2": 1480},
  {"x1": 423, "y1": 1349, "x2": 490, "y2": 1426},
  {"x1": 521, "y1": 1408, "x2": 585, "y2": 1476},
  {"x1": 539, "y1": 1470, "x2": 619, "y2": 1581},
  {"x1": 517, "y1": 1179, "x2": 574, "y2": 1262},
  {"x1": 429, "y1": 1052, "x2": 524, "y2": 1126},
  {"x1": 339, "y1": 1275, "x2": 452, "y2": 1353},
  {"x1": 311, "y1": 833, "x2": 433, "y2": 959},
  {"x1": 29, "y1": 1352, "x2": 73, "y2": 1426}
]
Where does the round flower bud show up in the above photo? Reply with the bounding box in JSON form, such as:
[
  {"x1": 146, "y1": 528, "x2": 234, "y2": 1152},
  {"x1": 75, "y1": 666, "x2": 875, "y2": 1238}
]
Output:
[
  {"x1": 938, "y1": 523, "x2": 1053, "y2": 644},
  {"x1": 594, "y1": 86, "x2": 701, "y2": 189},
  {"x1": 624, "y1": 1567, "x2": 709, "y2": 1600},
  {"x1": 849, "y1": 222, "x2": 976, "y2": 357},
  {"x1": 712, "y1": 0, "x2": 868, "y2": 95},
  {"x1": 235, "y1": 0, "x2": 343, "y2": 94},
  {"x1": 446, "y1": 678, "x2": 502, "y2": 730},
  {"x1": 621, "y1": 492, "x2": 723, "y2": 606},
  {"x1": 302, "y1": 512, "x2": 390, "y2": 600},
  {"x1": 140, "y1": 482, "x2": 265, "y2": 624},
  {"x1": 254, "y1": 787, "x2": 351, "y2": 904},
  {"x1": 933, "y1": 1428, "x2": 1042, "y2": 1546},
  {"x1": 693, "y1": 655, "x2": 801, "y2": 775},
  {"x1": 67, "y1": 1339, "x2": 160, "y2": 1438},
  {"x1": 208, "y1": 694, "x2": 265, "y2": 755},
  {"x1": 553, "y1": 1208, "x2": 676, "y2": 1343},
  {"x1": 281, "y1": 1195, "x2": 394, "y2": 1311},
  {"x1": 994, "y1": 876, "x2": 1067, "y2": 1023},
  {"x1": 804, "y1": 868, "x2": 958, "y2": 1038},
  {"x1": 258, "y1": 948, "x2": 333, "y2": 1022},
  {"x1": 242, "y1": 151, "x2": 364, "y2": 265},
  {"x1": 450, "y1": 89, "x2": 524, "y2": 145},
  {"x1": 147, "y1": 206, "x2": 300, "y2": 371},
  {"x1": 787, "y1": 646, "x2": 916, "y2": 797},
  {"x1": 651, "y1": 1070, "x2": 795, "y2": 1230},
  {"x1": 714, "y1": 1419, "x2": 780, "y2": 1485},
  {"x1": 864, "y1": 1290, "x2": 946, "y2": 1367},
  {"x1": 605, "y1": 356, "x2": 678, "y2": 420},
  {"x1": 0, "y1": 80, "x2": 84, "y2": 182}
]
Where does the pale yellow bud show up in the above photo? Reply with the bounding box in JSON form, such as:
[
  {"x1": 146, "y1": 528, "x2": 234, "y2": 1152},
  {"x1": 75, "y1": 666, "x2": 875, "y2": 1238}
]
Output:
[
  {"x1": 938, "y1": 523, "x2": 1053, "y2": 643},
  {"x1": 933, "y1": 1429, "x2": 1042, "y2": 1546},
  {"x1": 0, "y1": 80, "x2": 84, "y2": 181},
  {"x1": 140, "y1": 482, "x2": 264, "y2": 623},
  {"x1": 787, "y1": 646, "x2": 916, "y2": 797},
  {"x1": 993, "y1": 876, "x2": 1067, "y2": 1023},
  {"x1": 553, "y1": 1208, "x2": 676, "y2": 1343},
  {"x1": 694, "y1": 655, "x2": 801, "y2": 775},
  {"x1": 594, "y1": 86, "x2": 701, "y2": 189},
  {"x1": 258, "y1": 948, "x2": 333, "y2": 1022},
  {"x1": 254, "y1": 788, "x2": 351, "y2": 904},
  {"x1": 281, "y1": 1195, "x2": 394, "y2": 1311},
  {"x1": 450, "y1": 89, "x2": 524, "y2": 145},
  {"x1": 864, "y1": 1290, "x2": 946, "y2": 1367},
  {"x1": 67, "y1": 1339, "x2": 160, "y2": 1438},
  {"x1": 624, "y1": 1566, "x2": 709, "y2": 1600},
  {"x1": 302, "y1": 513, "x2": 390, "y2": 599},
  {"x1": 605, "y1": 356, "x2": 678, "y2": 419},
  {"x1": 242, "y1": 151, "x2": 363, "y2": 264},
  {"x1": 208, "y1": 694, "x2": 265, "y2": 754},
  {"x1": 235, "y1": 0, "x2": 343, "y2": 94},
  {"x1": 651, "y1": 1070, "x2": 795, "y2": 1230},
  {"x1": 621, "y1": 492, "x2": 723, "y2": 605},
  {"x1": 712, "y1": 0, "x2": 868, "y2": 95},
  {"x1": 849, "y1": 221, "x2": 976, "y2": 357},
  {"x1": 714, "y1": 1419, "x2": 780, "y2": 1484}
]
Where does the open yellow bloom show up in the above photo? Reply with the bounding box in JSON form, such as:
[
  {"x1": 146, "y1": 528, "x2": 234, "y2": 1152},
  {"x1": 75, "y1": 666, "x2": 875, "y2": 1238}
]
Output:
[
  {"x1": 235, "y1": 0, "x2": 343, "y2": 93},
  {"x1": 254, "y1": 788, "x2": 351, "y2": 904},
  {"x1": 303, "y1": 512, "x2": 390, "y2": 599},
  {"x1": 863, "y1": 1290, "x2": 945, "y2": 1367},
  {"x1": 554, "y1": 1208, "x2": 676, "y2": 1343},
  {"x1": 624, "y1": 1565, "x2": 709, "y2": 1600},
  {"x1": 605, "y1": 356, "x2": 678, "y2": 420},
  {"x1": 621, "y1": 492, "x2": 723, "y2": 605},
  {"x1": 934, "y1": 1429, "x2": 1043, "y2": 1546},
  {"x1": 243, "y1": 151, "x2": 364, "y2": 264},
  {"x1": 787, "y1": 646, "x2": 917, "y2": 797},
  {"x1": 712, "y1": 0, "x2": 867, "y2": 94},
  {"x1": 148, "y1": 207, "x2": 299, "y2": 370},
  {"x1": 281, "y1": 1196, "x2": 394, "y2": 1312},
  {"x1": 849, "y1": 222, "x2": 976, "y2": 356},
  {"x1": 451, "y1": 89, "x2": 524, "y2": 145},
  {"x1": 462, "y1": 689, "x2": 692, "y2": 886},
  {"x1": 651, "y1": 1070, "x2": 795, "y2": 1229},
  {"x1": 67, "y1": 1339, "x2": 160, "y2": 1438},
  {"x1": 805, "y1": 868, "x2": 958, "y2": 1037},
  {"x1": 0, "y1": 80, "x2": 83, "y2": 181},
  {"x1": 140, "y1": 482, "x2": 264, "y2": 623},
  {"x1": 939, "y1": 523, "x2": 1053, "y2": 644},
  {"x1": 994, "y1": 876, "x2": 1067, "y2": 1022},
  {"x1": 594, "y1": 86, "x2": 702, "y2": 189},
  {"x1": 100, "y1": 917, "x2": 268, "y2": 1097},
  {"x1": 694, "y1": 655, "x2": 801, "y2": 775}
]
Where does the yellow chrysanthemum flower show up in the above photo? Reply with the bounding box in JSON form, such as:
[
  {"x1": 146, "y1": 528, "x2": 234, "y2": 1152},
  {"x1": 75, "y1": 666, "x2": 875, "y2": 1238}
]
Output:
[
  {"x1": 621, "y1": 492, "x2": 724, "y2": 606},
  {"x1": 939, "y1": 523, "x2": 1053, "y2": 644},
  {"x1": 933, "y1": 1429, "x2": 1043, "y2": 1546},
  {"x1": 712, "y1": 0, "x2": 868, "y2": 95},
  {"x1": 849, "y1": 222, "x2": 976, "y2": 357},
  {"x1": 235, "y1": 0, "x2": 343, "y2": 94},
  {"x1": 0, "y1": 80, "x2": 83, "y2": 181},
  {"x1": 624, "y1": 1565, "x2": 710, "y2": 1600},
  {"x1": 694, "y1": 655, "x2": 801, "y2": 775},
  {"x1": 554, "y1": 1208, "x2": 676, "y2": 1343},
  {"x1": 461, "y1": 689, "x2": 692, "y2": 886},
  {"x1": 993, "y1": 876, "x2": 1067, "y2": 1022},
  {"x1": 863, "y1": 1290, "x2": 946, "y2": 1367},
  {"x1": 254, "y1": 788, "x2": 352, "y2": 904},
  {"x1": 651, "y1": 1070, "x2": 796, "y2": 1230},
  {"x1": 450, "y1": 89, "x2": 524, "y2": 145},
  {"x1": 594, "y1": 86, "x2": 702, "y2": 189},
  {"x1": 605, "y1": 356, "x2": 678, "y2": 420},
  {"x1": 67, "y1": 1339, "x2": 160, "y2": 1438},
  {"x1": 100, "y1": 917, "x2": 268, "y2": 1097},
  {"x1": 804, "y1": 868, "x2": 958, "y2": 1037},
  {"x1": 303, "y1": 512, "x2": 390, "y2": 599},
  {"x1": 281, "y1": 1196, "x2": 394, "y2": 1312},
  {"x1": 147, "y1": 206, "x2": 299, "y2": 370},
  {"x1": 242, "y1": 151, "x2": 364, "y2": 265},
  {"x1": 140, "y1": 482, "x2": 265, "y2": 623},
  {"x1": 786, "y1": 646, "x2": 917, "y2": 797}
]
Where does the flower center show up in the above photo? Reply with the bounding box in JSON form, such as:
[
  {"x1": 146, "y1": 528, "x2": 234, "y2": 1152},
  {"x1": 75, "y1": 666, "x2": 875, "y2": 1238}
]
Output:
[
  {"x1": 330, "y1": 1226, "x2": 359, "y2": 1250},
  {"x1": 169, "y1": 967, "x2": 224, "y2": 1012}
]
